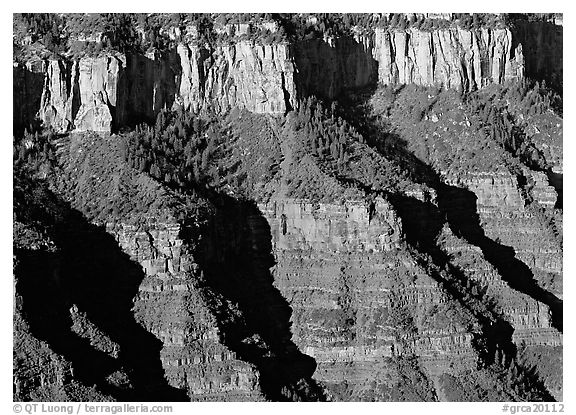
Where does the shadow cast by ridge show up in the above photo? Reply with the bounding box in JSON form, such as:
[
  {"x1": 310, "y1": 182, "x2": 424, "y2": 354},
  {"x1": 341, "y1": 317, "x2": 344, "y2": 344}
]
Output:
[
  {"x1": 194, "y1": 191, "x2": 326, "y2": 401},
  {"x1": 14, "y1": 179, "x2": 188, "y2": 402}
]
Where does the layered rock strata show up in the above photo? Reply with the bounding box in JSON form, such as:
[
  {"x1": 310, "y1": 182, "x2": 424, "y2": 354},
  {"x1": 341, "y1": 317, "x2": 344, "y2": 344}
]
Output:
[
  {"x1": 445, "y1": 172, "x2": 562, "y2": 297},
  {"x1": 107, "y1": 219, "x2": 265, "y2": 401},
  {"x1": 257, "y1": 197, "x2": 481, "y2": 399}
]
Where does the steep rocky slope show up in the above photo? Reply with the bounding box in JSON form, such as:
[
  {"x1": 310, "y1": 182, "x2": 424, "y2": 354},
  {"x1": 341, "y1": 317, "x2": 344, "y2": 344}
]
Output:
[{"x1": 14, "y1": 13, "x2": 562, "y2": 402}]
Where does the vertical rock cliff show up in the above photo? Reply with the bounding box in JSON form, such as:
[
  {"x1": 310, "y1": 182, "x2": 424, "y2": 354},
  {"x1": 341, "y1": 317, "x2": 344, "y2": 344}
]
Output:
[
  {"x1": 14, "y1": 41, "x2": 297, "y2": 133},
  {"x1": 373, "y1": 27, "x2": 524, "y2": 91},
  {"x1": 176, "y1": 41, "x2": 296, "y2": 114},
  {"x1": 14, "y1": 21, "x2": 556, "y2": 134}
]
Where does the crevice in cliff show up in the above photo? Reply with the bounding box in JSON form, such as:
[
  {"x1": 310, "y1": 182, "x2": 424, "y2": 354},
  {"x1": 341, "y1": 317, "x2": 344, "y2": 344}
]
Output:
[
  {"x1": 71, "y1": 61, "x2": 81, "y2": 127},
  {"x1": 13, "y1": 182, "x2": 189, "y2": 402},
  {"x1": 280, "y1": 72, "x2": 293, "y2": 113}
]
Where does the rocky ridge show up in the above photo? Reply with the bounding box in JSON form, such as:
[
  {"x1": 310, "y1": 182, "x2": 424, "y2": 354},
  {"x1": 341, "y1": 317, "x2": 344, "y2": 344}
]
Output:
[{"x1": 14, "y1": 18, "x2": 560, "y2": 134}]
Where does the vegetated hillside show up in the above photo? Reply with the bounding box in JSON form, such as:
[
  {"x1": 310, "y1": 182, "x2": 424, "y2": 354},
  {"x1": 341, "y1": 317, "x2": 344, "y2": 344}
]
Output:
[
  {"x1": 13, "y1": 13, "x2": 560, "y2": 55},
  {"x1": 14, "y1": 73, "x2": 561, "y2": 401},
  {"x1": 13, "y1": 12, "x2": 562, "y2": 403}
]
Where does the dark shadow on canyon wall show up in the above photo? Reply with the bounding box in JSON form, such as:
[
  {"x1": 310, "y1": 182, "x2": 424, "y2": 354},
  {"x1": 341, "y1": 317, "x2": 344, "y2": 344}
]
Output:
[
  {"x1": 547, "y1": 171, "x2": 563, "y2": 210},
  {"x1": 114, "y1": 51, "x2": 180, "y2": 131},
  {"x1": 303, "y1": 110, "x2": 556, "y2": 400},
  {"x1": 435, "y1": 183, "x2": 563, "y2": 333},
  {"x1": 372, "y1": 126, "x2": 563, "y2": 334},
  {"x1": 335, "y1": 87, "x2": 563, "y2": 336},
  {"x1": 13, "y1": 64, "x2": 45, "y2": 136},
  {"x1": 13, "y1": 181, "x2": 188, "y2": 402},
  {"x1": 509, "y1": 18, "x2": 563, "y2": 94},
  {"x1": 293, "y1": 36, "x2": 378, "y2": 102},
  {"x1": 192, "y1": 190, "x2": 326, "y2": 401}
]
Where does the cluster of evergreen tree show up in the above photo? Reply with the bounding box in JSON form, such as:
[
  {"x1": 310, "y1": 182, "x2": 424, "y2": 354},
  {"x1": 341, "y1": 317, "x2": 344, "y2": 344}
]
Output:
[
  {"x1": 97, "y1": 13, "x2": 141, "y2": 52},
  {"x1": 477, "y1": 103, "x2": 521, "y2": 152},
  {"x1": 374, "y1": 13, "x2": 505, "y2": 32},
  {"x1": 134, "y1": 14, "x2": 176, "y2": 52},
  {"x1": 16, "y1": 13, "x2": 543, "y2": 55},
  {"x1": 277, "y1": 13, "x2": 376, "y2": 40},
  {"x1": 489, "y1": 346, "x2": 551, "y2": 401},
  {"x1": 14, "y1": 13, "x2": 67, "y2": 52},
  {"x1": 466, "y1": 80, "x2": 561, "y2": 168},
  {"x1": 13, "y1": 129, "x2": 58, "y2": 175},
  {"x1": 503, "y1": 80, "x2": 561, "y2": 117},
  {"x1": 125, "y1": 109, "x2": 225, "y2": 191},
  {"x1": 293, "y1": 97, "x2": 363, "y2": 164}
]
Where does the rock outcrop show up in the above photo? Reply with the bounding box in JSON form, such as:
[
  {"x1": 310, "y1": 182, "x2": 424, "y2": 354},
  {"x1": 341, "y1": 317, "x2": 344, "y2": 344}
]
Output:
[
  {"x1": 258, "y1": 197, "x2": 482, "y2": 399},
  {"x1": 14, "y1": 23, "x2": 541, "y2": 134},
  {"x1": 176, "y1": 41, "x2": 296, "y2": 114},
  {"x1": 14, "y1": 41, "x2": 296, "y2": 133},
  {"x1": 107, "y1": 219, "x2": 265, "y2": 401},
  {"x1": 445, "y1": 171, "x2": 563, "y2": 298},
  {"x1": 373, "y1": 27, "x2": 524, "y2": 91}
]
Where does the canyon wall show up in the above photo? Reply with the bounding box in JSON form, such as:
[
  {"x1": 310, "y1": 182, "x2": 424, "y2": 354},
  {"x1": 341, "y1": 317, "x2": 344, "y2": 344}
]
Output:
[
  {"x1": 373, "y1": 27, "x2": 524, "y2": 91},
  {"x1": 107, "y1": 219, "x2": 265, "y2": 401},
  {"x1": 444, "y1": 171, "x2": 563, "y2": 298},
  {"x1": 13, "y1": 16, "x2": 562, "y2": 402},
  {"x1": 15, "y1": 22, "x2": 559, "y2": 133},
  {"x1": 252, "y1": 193, "x2": 561, "y2": 400},
  {"x1": 14, "y1": 42, "x2": 296, "y2": 133},
  {"x1": 258, "y1": 197, "x2": 478, "y2": 399}
]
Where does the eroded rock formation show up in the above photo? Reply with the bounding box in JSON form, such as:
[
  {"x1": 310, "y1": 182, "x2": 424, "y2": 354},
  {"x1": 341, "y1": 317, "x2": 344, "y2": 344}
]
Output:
[
  {"x1": 13, "y1": 13, "x2": 562, "y2": 403},
  {"x1": 14, "y1": 20, "x2": 562, "y2": 134},
  {"x1": 373, "y1": 27, "x2": 524, "y2": 90}
]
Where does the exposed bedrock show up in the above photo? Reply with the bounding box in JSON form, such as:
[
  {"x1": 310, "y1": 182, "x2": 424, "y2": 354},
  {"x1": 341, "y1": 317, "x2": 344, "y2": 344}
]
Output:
[
  {"x1": 372, "y1": 27, "x2": 523, "y2": 91},
  {"x1": 14, "y1": 20, "x2": 563, "y2": 133},
  {"x1": 444, "y1": 172, "x2": 563, "y2": 300},
  {"x1": 176, "y1": 42, "x2": 297, "y2": 115},
  {"x1": 13, "y1": 189, "x2": 188, "y2": 401},
  {"x1": 13, "y1": 41, "x2": 297, "y2": 133},
  {"x1": 193, "y1": 194, "x2": 326, "y2": 401},
  {"x1": 108, "y1": 218, "x2": 266, "y2": 401},
  {"x1": 257, "y1": 197, "x2": 485, "y2": 400}
]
